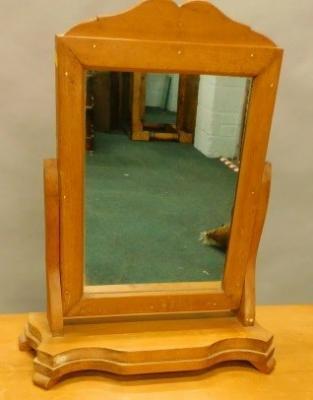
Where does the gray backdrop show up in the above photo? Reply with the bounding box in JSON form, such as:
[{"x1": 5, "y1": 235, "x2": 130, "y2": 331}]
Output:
[{"x1": 0, "y1": 0, "x2": 312, "y2": 313}]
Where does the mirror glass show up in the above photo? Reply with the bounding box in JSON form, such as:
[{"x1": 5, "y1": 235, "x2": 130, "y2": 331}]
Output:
[{"x1": 84, "y1": 71, "x2": 251, "y2": 286}]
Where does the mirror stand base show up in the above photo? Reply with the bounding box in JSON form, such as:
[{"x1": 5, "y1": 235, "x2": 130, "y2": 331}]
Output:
[{"x1": 19, "y1": 312, "x2": 275, "y2": 390}]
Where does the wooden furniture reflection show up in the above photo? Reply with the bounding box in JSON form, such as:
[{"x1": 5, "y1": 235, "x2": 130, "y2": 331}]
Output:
[
  {"x1": 85, "y1": 72, "x2": 132, "y2": 151},
  {"x1": 85, "y1": 72, "x2": 95, "y2": 151},
  {"x1": 132, "y1": 72, "x2": 199, "y2": 143}
]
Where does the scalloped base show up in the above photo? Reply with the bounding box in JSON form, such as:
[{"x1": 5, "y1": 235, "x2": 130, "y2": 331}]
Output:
[{"x1": 19, "y1": 313, "x2": 275, "y2": 389}]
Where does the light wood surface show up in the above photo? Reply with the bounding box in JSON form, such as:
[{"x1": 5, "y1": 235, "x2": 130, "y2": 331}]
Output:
[
  {"x1": 56, "y1": 37, "x2": 85, "y2": 314},
  {"x1": 238, "y1": 162, "x2": 272, "y2": 326},
  {"x1": 54, "y1": 0, "x2": 283, "y2": 321},
  {"x1": 1, "y1": 306, "x2": 311, "y2": 398},
  {"x1": 43, "y1": 159, "x2": 63, "y2": 336},
  {"x1": 66, "y1": 0, "x2": 276, "y2": 46},
  {"x1": 19, "y1": 312, "x2": 274, "y2": 389}
]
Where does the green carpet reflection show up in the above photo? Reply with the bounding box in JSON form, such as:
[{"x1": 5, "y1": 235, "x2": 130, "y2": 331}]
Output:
[{"x1": 85, "y1": 133, "x2": 237, "y2": 285}]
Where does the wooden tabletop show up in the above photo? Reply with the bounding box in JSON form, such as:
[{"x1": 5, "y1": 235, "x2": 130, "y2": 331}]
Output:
[{"x1": 0, "y1": 305, "x2": 312, "y2": 399}]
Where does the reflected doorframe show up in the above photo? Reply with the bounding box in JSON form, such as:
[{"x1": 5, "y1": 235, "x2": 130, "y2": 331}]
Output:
[{"x1": 131, "y1": 72, "x2": 199, "y2": 144}]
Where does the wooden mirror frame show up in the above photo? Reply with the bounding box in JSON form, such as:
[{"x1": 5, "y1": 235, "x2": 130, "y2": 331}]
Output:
[
  {"x1": 19, "y1": 0, "x2": 284, "y2": 388},
  {"x1": 51, "y1": 0, "x2": 283, "y2": 327},
  {"x1": 51, "y1": 0, "x2": 282, "y2": 329}
]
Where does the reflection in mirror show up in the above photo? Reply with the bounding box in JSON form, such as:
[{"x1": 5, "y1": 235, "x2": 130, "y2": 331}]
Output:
[
  {"x1": 143, "y1": 73, "x2": 178, "y2": 130},
  {"x1": 84, "y1": 71, "x2": 251, "y2": 286}
]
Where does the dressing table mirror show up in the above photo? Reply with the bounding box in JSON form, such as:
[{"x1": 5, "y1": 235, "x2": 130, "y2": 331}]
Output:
[{"x1": 19, "y1": 0, "x2": 283, "y2": 389}]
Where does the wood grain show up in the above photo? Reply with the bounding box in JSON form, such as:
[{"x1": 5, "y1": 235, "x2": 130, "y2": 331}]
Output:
[
  {"x1": 64, "y1": 36, "x2": 279, "y2": 77},
  {"x1": 55, "y1": 38, "x2": 85, "y2": 314},
  {"x1": 53, "y1": 0, "x2": 283, "y2": 320},
  {"x1": 43, "y1": 159, "x2": 63, "y2": 336},
  {"x1": 223, "y1": 55, "x2": 282, "y2": 301},
  {"x1": 238, "y1": 163, "x2": 272, "y2": 326},
  {"x1": 21, "y1": 312, "x2": 274, "y2": 389},
  {"x1": 0, "y1": 305, "x2": 313, "y2": 400},
  {"x1": 5, "y1": 307, "x2": 309, "y2": 398},
  {"x1": 66, "y1": 0, "x2": 275, "y2": 46}
]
